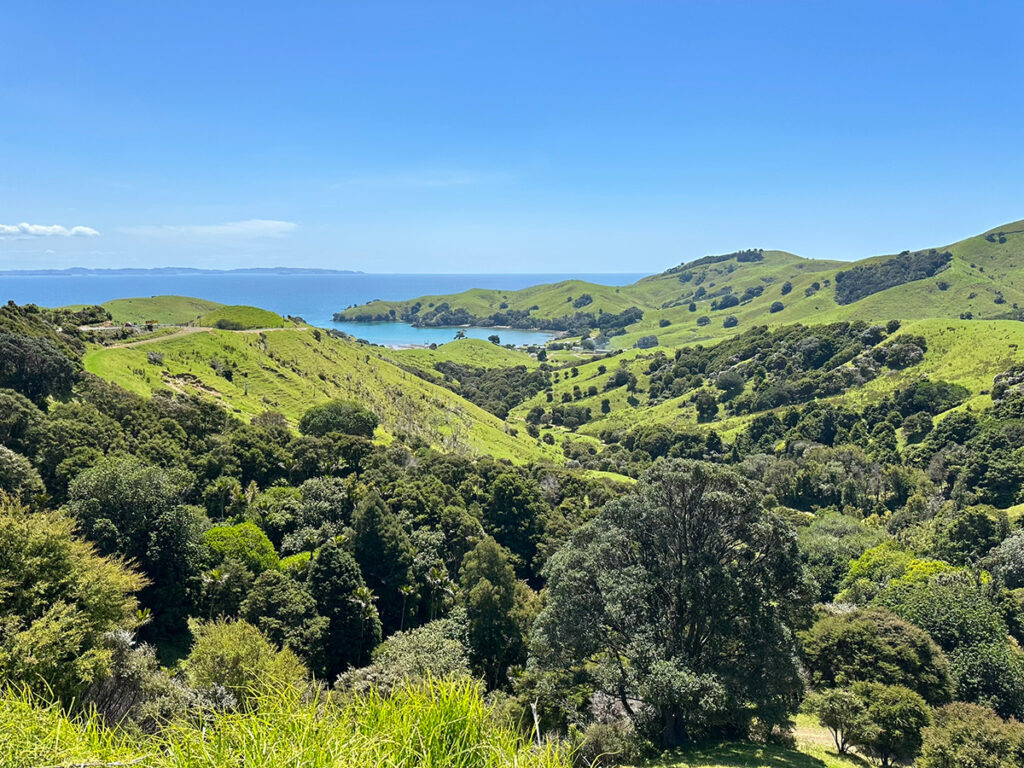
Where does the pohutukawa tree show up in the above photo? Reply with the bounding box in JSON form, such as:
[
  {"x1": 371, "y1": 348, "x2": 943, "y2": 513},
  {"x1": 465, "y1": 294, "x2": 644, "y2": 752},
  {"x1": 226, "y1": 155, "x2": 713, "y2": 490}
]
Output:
[{"x1": 532, "y1": 459, "x2": 812, "y2": 746}]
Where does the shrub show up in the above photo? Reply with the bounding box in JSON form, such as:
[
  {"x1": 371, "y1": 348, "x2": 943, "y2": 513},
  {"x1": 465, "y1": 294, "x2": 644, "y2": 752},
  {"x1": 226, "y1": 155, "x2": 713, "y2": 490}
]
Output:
[
  {"x1": 635, "y1": 335, "x2": 658, "y2": 349},
  {"x1": 299, "y1": 400, "x2": 379, "y2": 438},
  {"x1": 183, "y1": 618, "x2": 308, "y2": 710},
  {"x1": 769, "y1": 301, "x2": 784, "y2": 313},
  {"x1": 919, "y1": 702, "x2": 1024, "y2": 768},
  {"x1": 722, "y1": 315, "x2": 738, "y2": 328}
]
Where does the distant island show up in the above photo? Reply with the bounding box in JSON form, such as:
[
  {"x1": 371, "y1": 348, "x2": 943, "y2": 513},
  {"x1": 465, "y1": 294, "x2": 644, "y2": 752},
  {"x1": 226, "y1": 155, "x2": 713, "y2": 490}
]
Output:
[{"x1": 0, "y1": 266, "x2": 364, "y2": 276}]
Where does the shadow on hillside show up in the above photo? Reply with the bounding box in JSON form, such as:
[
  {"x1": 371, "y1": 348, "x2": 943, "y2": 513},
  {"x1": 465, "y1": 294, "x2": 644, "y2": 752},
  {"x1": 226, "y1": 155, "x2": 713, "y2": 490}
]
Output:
[{"x1": 643, "y1": 740, "x2": 869, "y2": 768}]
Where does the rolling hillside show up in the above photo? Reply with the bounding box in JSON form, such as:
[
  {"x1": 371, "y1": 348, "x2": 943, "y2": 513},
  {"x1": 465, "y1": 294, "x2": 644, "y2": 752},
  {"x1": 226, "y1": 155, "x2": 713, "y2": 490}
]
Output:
[
  {"x1": 338, "y1": 220, "x2": 1024, "y2": 350},
  {"x1": 83, "y1": 327, "x2": 558, "y2": 463},
  {"x1": 64, "y1": 295, "x2": 224, "y2": 325}
]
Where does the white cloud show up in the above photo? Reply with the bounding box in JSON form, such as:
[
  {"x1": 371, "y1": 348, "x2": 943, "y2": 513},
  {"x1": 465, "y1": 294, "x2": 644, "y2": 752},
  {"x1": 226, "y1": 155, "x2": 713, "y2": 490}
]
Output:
[
  {"x1": 0, "y1": 222, "x2": 100, "y2": 238},
  {"x1": 121, "y1": 219, "x2": 297, "y2": 238}
]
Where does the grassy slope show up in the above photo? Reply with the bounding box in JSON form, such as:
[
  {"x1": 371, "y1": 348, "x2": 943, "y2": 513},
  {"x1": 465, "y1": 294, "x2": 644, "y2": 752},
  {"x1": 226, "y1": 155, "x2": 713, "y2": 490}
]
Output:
[
  {"x1": 343, "y1": 221, "x2": 1024, "y2": 351},
  {"x1": 64, "y1": 295, "x2": 224, "y2": 325},
  {"x1": 388, "y1": 338, "x2": 538, "y2": 379},
  {"x1": 198, "y1": 304, "x2": 287, "y2": 329},
  {"x1": 83, "y1": 328, "x2": 557, "y2": 463}
]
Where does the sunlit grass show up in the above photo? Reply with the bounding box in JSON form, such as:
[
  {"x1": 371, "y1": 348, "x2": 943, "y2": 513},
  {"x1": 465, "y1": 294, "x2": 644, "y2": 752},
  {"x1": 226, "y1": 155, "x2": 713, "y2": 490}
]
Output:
[{"x1": 0, "y1": 680, "x2": 571, "y2": 768}]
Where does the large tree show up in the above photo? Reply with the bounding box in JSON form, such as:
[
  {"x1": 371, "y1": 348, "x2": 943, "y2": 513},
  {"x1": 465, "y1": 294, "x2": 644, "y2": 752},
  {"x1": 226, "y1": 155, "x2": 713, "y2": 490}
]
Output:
[{"x1": 532, "y1": 459, "x2": 812, "y2": 746}]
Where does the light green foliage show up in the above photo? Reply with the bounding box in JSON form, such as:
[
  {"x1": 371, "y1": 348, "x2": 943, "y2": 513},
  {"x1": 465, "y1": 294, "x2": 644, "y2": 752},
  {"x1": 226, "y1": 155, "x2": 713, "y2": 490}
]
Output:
[
  {"x1": 204, "y1": 521, "x2": 279, "y2": 574},
  {"x1": 336, "y1": 615, "x2": 471, "y2": 695},
  {"x1": 0, "y1": 680, "x2": 570, "y2": 768},
  {"x1": 797, "y1": 512, "x2": 886, "y2": 601},
  {"x1": 918, "y1": 702, "x2": 1024, "y2": 768},
  {"x1": 198, "y1": 304, "x2": 286, "y2": 329},
  {"x1": 836, "y1": 542, "x2": 953, "y2": 604},
  {"x1": 0, "y1": 498, "x2": 144, "y2": 702},
  {"x1": 182, "y1": 618, "x2": 308, "y2": 709}
]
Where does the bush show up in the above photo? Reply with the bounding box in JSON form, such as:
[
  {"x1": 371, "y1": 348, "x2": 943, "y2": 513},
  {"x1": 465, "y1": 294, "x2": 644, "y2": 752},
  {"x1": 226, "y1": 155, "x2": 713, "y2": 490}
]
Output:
[
  {"x1": 696, "y1": 316, "x2": 710, "y2": 327},
  {"x1": 183, "y1": 618, "x2": 308, "y2": 710},
  {"x1": 769, "y1": 301, "x2": 784, "y2": 313},
  {"x1": 722, "y1": 315, "x2": 738, "y2": 328},
  {"x1": 573, "y1": 721, "x2": 639, "y2": 767},
  {"x1": 849, "y1": 682, "x2": 930, "y2": 768},
  {"x1": 298, "y1": 400, "x2": 379, "y2": 438},
  {"x1": 635, "y1": 335, "x2": 658, "y2": 349},
  {"x1": 205, "y1": 522, "x2": 279, "y2": 574},
  {"x1": 800, "y1": 608, "x2": 952, "y2": 704},
  {"x1": 919, "y1": 702, "x2": 1024, "y2": 768}
]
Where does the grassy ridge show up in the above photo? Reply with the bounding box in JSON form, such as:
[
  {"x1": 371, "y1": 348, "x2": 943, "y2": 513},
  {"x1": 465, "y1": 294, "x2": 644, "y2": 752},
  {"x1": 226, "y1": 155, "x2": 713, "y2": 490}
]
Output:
[
  {"x1": 83, "y1": 327, "x2": 557, "y2": 463},
  {"x1": 0, "y1": 681, "x2": 570, "y2": 768},
  {"x1": 343, "y1": 221, "x2": 1024, "y2": 350},
  {"x1": 64, "y1": 295, "x2": 224, "y2": 325},
  {"x1": 198, "y1": 305, "x2": 287, "y2": 329}
]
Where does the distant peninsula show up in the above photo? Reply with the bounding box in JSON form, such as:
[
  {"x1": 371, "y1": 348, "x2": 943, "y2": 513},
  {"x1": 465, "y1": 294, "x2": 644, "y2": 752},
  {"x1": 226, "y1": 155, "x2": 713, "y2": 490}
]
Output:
[{"x1": 0, "y1": 266, "x2": 364, "y2": 276}]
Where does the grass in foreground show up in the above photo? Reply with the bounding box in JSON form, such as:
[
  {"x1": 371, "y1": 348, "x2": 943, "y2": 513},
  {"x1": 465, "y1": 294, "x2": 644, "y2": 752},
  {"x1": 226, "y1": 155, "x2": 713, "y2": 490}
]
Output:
[{"x1": 0, "y1": 680, "x2": 570, "y2": 768}]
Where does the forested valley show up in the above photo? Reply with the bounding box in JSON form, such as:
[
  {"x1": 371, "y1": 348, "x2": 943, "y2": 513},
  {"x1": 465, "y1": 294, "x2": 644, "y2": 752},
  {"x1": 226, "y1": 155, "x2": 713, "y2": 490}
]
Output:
[{"x1": 5, "y1": 288, "x2": 1024, "y2": 768}]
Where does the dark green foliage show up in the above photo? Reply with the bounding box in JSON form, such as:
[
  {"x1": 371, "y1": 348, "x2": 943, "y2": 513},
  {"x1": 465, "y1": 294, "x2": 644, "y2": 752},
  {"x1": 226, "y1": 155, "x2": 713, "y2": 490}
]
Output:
[
  {"x1": 635, "y1": 335, "x2": 658, "y2": 349},
  {"x1": 298, "y1": 400, "x2": 378, "y2": 438},
  {"x1": 801, "y1": 608, "x2": 952, "y2": 704},
  {"x1": 352, "y1": 491, "x2": 415, "y2": 634},
  {"x1": 834, "y1": 249, "x2": 952, "y2": 305},
  {"x1": 459, "y1": 538, "x2": 533, "y2": 689},
  {"x1": 240, "y1": 570, "x2": 328, "y2": 676},
  {"x1": 533, "y1": 460, "x2": 811, "y2": 746},
  {"x1": 0, "y1": 330, "x2": 77, "y2": 407},
  {"x1": 431, "y1": 362, "x2": 550, "y2": 418},
  {"x1": 722, "y1": 314, "x2": 738, "y2": 327},
  {"x1": 769, "y1": 301, "x2": 784, "y2": 313},
  {"x1": 307, "y1": 540, "x2": 382, "y2": 676}
]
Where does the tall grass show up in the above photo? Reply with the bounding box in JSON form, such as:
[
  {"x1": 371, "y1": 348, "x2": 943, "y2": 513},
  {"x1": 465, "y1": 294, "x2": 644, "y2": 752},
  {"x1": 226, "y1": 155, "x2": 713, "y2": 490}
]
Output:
[{"x1": 0, "y1": 679, "x2": 571, "y2": 768}]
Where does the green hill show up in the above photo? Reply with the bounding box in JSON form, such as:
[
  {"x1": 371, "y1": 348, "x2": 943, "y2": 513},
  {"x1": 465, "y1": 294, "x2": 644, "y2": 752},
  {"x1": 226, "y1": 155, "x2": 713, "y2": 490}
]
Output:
[
  {"x1": 63, "y1": 295, "x2": 223, "y2": 325},
  {"x1": 83, "y1": 327, "x2": 557, "y2": 463},
  {"x1": 337, "y1": 220, "x2": 1024, "y2": 349},
  {"x1": 198, "y1": 304, "x2": 287, "y2": 330},
  {"x1": 388, "y1": 338, "x2": 538, "y2": 377}
]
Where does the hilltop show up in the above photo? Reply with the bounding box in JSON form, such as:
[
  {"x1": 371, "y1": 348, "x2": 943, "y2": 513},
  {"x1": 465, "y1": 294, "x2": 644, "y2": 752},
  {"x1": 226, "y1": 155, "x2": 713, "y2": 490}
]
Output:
[{"x1": 337, "y1": 220, "x2": 1024, "y2": 349}]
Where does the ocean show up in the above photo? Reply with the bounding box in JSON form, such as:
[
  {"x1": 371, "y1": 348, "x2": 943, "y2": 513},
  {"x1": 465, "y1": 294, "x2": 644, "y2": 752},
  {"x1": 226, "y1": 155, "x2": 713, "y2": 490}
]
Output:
[{"x1": 0, "y1": 272, "x2": 646, "y2": 347}]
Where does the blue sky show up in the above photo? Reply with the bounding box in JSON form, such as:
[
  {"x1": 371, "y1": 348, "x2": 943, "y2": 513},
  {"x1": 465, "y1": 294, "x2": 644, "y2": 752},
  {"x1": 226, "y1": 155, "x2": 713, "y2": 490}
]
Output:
[{"x1": 1, "y1": 1, "x2": 1022, "y2": 273}]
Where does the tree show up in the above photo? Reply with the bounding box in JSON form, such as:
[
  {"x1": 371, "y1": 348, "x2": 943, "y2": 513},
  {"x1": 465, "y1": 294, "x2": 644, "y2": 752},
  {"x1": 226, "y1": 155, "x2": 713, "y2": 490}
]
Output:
[
  {"x1": 458, "y1": 537, "x2": 532, "y2": 689},
  {"x1": 483, "y1": 472, "x2": 546, "y2": 574},
  {"x1": 488, "y1": 334, "x2": 501, "y2": 345},
  {"x1": 0, "y1": 498, "x2": 144, "y2": 702},
  {"x1": 693, "y1": 390, "x2": 719, "y2": 423},
  {"x1": 918, "y1": 702, "x2": 1024, "y2": 768},
  {"x1": 298, "y1": 400, "x2": 378, "y2": 438},
  {"x1": 183, "y1": 618, "x2": 308, "y2": 710},
  {"x1": 533, "y1": 460, "x2": 812, "y2": 746},
  {"x1": 351, "y1": 491, "x2": 415, "y2": 634},
  {"x1": 801, "y1": 608, "x2": 952, "y2": 704},
  {"x1": 307, "y1": 540, "x2": 381, "y2": 677},
  {"x1": 205, "y1": 522, "x2": 279, "y2": 575},
  {"x1": 0, "y1": 445, "x2": 45, "y2": 503},
  {"x1": 805, "y1": 688, "x2": 871, "y2": 754},
  {"x1": 849, "y1": 682, "x2": 930, "y2": 768},
  {"x1": 240, "y1": 570, "x2": 328, "y2": 676},
  {"x1": 0, "y1": 330, "x2": 76, "y2": 407}
]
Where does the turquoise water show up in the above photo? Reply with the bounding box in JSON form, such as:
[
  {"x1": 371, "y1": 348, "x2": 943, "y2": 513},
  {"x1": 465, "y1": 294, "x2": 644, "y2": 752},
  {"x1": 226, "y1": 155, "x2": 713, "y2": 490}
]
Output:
[{"x1": 0, "y1": 272, "x2": 644, "y2": 347}]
